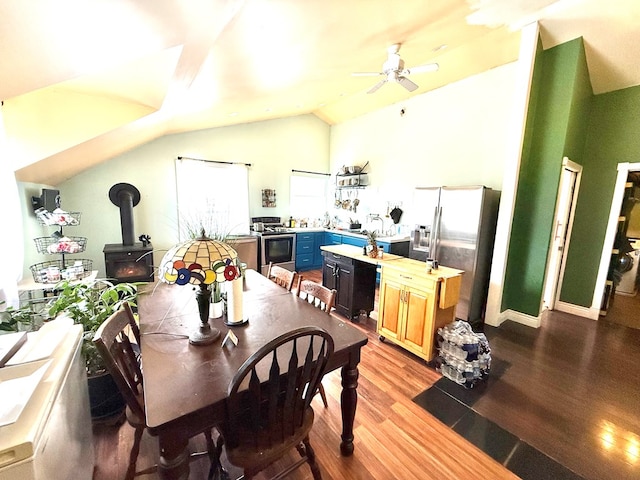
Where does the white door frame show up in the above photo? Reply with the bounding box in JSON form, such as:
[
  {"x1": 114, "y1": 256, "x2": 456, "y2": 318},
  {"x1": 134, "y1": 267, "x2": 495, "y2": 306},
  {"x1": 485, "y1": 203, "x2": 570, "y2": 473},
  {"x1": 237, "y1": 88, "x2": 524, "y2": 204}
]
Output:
[
  {"x1": 592, "y1": 162, "x2": 640, "y2": 316},
  {"x1": 543, "y1": 157, "x2": 582, "y2": 310}
]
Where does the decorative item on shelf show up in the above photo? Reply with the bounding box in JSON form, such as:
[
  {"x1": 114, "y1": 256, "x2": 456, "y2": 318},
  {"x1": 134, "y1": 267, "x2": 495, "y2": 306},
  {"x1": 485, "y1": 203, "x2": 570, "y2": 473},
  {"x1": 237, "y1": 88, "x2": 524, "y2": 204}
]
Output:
[
  {"x1": 158, "y1": 229, "x2": 240, "y2": 345},
  {"x1": 366, "y1": 230, "x2": 379, "y2": 258},
  {"x1": 262, "y1": 189, "x2": 276, "y2": 207}
]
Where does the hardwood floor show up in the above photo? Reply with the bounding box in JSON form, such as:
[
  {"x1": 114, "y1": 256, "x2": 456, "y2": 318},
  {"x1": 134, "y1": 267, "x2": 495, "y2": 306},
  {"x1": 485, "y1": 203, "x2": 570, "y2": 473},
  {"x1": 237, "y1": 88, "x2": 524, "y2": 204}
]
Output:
[
  {"x1": 92, "y1": 269, "x2": 640, "y2": 480},
  {"x1": 605, "y1": 288, "x2": 640, "y2": 330}
]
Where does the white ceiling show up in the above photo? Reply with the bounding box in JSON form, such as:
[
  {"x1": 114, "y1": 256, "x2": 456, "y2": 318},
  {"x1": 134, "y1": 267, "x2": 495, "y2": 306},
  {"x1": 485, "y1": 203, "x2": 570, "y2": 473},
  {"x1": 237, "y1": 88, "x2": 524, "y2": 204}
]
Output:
[{"x1": 2, "y1": 0, "x2": 639, "y2": 185}]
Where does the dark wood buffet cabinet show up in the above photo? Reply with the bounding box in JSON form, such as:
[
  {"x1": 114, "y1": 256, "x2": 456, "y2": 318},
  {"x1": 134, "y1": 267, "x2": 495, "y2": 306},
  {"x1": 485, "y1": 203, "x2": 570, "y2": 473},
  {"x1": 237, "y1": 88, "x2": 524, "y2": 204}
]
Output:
[{"x1": 322, "y1": 250, "x2": 377, "y2": 319}]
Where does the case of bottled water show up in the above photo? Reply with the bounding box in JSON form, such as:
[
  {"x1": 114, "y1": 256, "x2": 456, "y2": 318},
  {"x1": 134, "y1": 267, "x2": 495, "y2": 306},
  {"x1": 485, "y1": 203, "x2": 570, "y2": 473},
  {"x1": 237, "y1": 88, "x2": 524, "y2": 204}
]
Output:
[{"x1": 436, "y1": 320, "x2": 491, "y2": 388}]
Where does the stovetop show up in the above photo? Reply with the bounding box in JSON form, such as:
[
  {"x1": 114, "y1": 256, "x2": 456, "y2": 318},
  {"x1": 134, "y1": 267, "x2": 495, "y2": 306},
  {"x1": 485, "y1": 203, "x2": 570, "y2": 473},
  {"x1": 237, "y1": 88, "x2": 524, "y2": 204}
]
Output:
[
  {"x1": 251, "y1": 227, "x2": 295, "y2": 236},
  {"x1": 250, "y1": 216, "x2": 295, "y2": 236}
]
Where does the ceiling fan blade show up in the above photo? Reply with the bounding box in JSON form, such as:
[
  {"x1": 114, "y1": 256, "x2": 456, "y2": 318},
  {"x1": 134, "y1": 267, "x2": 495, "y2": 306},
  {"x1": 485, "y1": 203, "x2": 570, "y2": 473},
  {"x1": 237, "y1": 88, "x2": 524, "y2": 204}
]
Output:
[
  {"x1": 367, "y1": 79, "x2": 387, "y2": 94},
  {"x1": 397, "y1": 76, "x2": 418, "y2": 92},
  {"x1": 406, "y1": 62, "x2": 439, "y2": 75},
  {"x1": 352, "y1": 72, "x2": 384, "y2": 77}
]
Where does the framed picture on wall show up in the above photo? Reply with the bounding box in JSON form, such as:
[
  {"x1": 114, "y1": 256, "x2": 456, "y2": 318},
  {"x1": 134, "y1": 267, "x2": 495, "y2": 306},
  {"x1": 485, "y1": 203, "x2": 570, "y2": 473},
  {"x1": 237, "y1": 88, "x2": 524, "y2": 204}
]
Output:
[{"x1": 262, "y1": 189, "x2": 276, "y2": 207}]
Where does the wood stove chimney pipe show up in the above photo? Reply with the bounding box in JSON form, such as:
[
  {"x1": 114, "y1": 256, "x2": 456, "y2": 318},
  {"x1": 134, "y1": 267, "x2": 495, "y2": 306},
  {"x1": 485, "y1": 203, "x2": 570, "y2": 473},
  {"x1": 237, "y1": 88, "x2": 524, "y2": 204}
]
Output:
[{"x1": 108, "y1": 183, "x2": 141, "y2": 246}]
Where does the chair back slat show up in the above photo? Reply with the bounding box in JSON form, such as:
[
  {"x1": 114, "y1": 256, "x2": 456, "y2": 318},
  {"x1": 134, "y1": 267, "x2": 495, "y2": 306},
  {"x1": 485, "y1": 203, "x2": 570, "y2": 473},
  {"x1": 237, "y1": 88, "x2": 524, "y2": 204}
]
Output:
[
  {"x1": 266, "y1": 263, "x2": 297, "y2": 291},
  {"x1": 296, "y1": 278, "x2": 336, "y2": 313},
  {"x1": 224, "y1": 327, "x2": 334, "y2": 450},
  {"x1": 93, "y1": 303, "x2": 145, "y2": 420}
]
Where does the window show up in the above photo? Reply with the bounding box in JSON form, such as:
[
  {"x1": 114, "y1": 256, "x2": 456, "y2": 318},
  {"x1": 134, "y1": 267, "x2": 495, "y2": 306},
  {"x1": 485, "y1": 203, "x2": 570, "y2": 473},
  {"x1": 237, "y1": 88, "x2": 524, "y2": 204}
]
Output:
[
  {"x1": 175, "y1": 158, "x2": 249, "y2": 240},
  {"x1": 289, "y1": 173, "x2": 329, "y2": 221}
]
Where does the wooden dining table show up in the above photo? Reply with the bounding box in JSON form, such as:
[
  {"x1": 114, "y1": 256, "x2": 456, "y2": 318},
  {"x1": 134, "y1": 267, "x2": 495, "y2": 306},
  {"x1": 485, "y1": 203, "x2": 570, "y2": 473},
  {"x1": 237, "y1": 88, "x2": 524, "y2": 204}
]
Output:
[{"x1": 138, "y1": 269, "x2": 369, "y2": 480}]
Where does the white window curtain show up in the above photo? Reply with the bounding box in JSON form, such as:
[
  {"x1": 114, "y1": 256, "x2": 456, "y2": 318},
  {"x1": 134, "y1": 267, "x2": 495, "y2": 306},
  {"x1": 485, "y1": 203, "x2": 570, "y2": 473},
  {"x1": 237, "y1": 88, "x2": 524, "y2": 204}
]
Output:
[
  {"x1": 175, "y1": 158, "x2": 250, "y2": 241},
  {"x1": 0, "y1": 103, "x2": 24, "y2": 309},
  {"x1": 289, "y1": 172, "x2": 329, "y2": 221}
]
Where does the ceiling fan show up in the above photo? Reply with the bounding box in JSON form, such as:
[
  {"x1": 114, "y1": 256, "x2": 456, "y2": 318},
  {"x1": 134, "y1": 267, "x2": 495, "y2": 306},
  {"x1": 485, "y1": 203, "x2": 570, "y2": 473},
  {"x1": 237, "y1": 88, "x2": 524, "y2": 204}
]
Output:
[{"x1": 353, "y1": 43, "x2": 439, "y2": 94}]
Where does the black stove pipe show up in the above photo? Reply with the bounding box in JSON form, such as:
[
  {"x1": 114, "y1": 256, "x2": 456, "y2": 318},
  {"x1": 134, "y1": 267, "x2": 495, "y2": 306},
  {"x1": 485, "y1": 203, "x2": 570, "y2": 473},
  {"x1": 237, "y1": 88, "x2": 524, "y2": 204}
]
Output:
[{"x1": 108, "y1": 183, "x2": 141, "y2": 246}]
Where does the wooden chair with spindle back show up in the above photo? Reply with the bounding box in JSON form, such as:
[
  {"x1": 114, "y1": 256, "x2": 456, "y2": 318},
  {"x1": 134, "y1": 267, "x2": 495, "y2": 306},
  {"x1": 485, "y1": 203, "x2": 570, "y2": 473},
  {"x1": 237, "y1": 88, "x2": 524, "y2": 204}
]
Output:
[
  {"x1": 94, "y1": 303, "x2": 214, "y2": 479},
  {"x1": 295, "y1": 277, "x2": 337, "y2": 408},
  {"x1": 266, "y1": 262, "x2": 297, "y2": 291},
  {"x1": 209, "y1": 326, "x2": 334, "y2": 480}
]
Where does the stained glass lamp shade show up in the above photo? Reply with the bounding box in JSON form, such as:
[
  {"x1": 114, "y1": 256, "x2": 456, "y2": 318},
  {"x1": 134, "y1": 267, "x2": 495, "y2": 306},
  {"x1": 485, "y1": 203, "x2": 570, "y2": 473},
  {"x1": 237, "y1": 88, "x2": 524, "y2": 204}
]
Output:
[{"x1": 159, "y1": 233, "x2": 239, "y2": 345}]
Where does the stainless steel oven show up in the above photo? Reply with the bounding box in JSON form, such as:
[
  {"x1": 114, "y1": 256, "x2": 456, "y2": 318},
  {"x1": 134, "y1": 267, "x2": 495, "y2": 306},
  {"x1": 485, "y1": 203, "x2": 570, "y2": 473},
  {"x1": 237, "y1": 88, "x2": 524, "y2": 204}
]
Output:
[
  {"x1": 251, "y1": 216, "x2": 297, "y2": 275},
  {"x1": 259, "y1": 233, "x2": 296, "y2": 275}
]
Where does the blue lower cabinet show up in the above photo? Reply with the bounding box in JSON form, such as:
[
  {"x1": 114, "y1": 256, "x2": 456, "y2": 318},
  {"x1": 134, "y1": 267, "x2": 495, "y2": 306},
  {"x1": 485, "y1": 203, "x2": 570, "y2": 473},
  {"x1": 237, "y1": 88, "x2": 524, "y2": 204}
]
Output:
[
  {"x1": 296, "y1": 232, "x2": 325, "y2": 271},
  {"x1": 313, "y1": 232, "x2": 325, "y2": 268},
  {"x1": 325, "y1": 232, "x2": 342, "y2": 245},
  {"x1": 296, "y1": 253, "x2": 315, "y2": 270},
  {"x1": 341, "y1": 235, "x2": 367, "y2": 248}
]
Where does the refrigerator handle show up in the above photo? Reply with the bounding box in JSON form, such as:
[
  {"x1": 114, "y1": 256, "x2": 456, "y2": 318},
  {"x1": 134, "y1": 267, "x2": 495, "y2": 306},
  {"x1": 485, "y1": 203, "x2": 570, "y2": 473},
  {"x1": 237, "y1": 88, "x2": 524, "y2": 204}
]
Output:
[
  {"x1": 433, "y1": 206, "x2": 442, "y2": 259},
  {"x1": 429, "y1": 206, "x2": 438, "y2": 257}
]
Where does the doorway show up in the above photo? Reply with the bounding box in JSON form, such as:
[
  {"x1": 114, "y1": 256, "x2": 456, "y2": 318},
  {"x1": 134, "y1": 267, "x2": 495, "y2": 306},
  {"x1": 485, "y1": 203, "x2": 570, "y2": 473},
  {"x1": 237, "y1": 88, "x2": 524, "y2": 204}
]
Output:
[
  {"x1": 593, "y1": 162, "x2": 640, "y2": 327},
  {"x1": 543, "y1": 157, "x2": 582, "y2": 311}
]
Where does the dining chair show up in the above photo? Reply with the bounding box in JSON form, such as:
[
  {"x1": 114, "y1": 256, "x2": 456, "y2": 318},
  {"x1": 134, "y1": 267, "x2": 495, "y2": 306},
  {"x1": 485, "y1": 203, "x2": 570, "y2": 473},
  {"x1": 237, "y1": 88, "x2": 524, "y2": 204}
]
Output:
[
  {"x1": 93, "y1": 303, "x2": 214, "y2": 479},
  {"x1": 209, "y1": 326, "x2": 334, "y2": 480},
  {"x1": 266, "y1": 262, "x2": 297, "y2": 291},
  {"x1": 295, "y1": 277, "x2": 337, "y2": 408}
]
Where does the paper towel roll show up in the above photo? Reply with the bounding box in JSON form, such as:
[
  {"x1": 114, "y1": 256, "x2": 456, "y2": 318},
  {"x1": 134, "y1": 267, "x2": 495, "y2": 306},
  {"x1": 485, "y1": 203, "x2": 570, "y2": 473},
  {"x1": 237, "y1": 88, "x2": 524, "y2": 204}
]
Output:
[{"x1": 226, "y1": 278, "x2": 244, "y2": 323}]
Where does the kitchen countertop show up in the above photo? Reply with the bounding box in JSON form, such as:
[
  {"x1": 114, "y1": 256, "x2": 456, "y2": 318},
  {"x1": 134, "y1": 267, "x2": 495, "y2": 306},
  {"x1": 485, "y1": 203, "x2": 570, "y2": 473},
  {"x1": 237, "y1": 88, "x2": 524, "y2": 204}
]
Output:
[
  {"x1": 288, "y1": 227, "x2": 410, "y2": 243},
  {"x1": 320, "y1": 244, "x2": 463, "y2": 280}
]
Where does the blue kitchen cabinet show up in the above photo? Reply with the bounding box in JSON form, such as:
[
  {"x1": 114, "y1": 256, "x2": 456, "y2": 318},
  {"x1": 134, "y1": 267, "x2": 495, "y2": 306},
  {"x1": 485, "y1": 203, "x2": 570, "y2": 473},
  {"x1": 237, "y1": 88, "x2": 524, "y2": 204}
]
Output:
[
  {"x1": 313, "y1": 232, "x2": 326, "y2": 268},
  {"x1": 295, "y1": 232, "x2": 315, "y2": 271},
  {"x1": 297, "y1": 231, "x2": 326, "y2": 271},
  {"x1": 325, "y1": 232, "x2": 342, "y2": 245},
  {"x1": 341, "y1": 235, "x2": 367, "y2": 248}
]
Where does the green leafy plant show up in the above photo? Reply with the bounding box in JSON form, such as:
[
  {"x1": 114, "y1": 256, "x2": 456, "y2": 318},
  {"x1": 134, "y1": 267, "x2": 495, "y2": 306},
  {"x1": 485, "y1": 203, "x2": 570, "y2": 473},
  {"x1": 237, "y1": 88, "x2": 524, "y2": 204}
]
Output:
[
  {"x1": 46, "y1": 279, "x2": 139, "y2": 376},
  {"x1": 0, "y1": 301, "x2": 38, "y2": 332},
  {"x1": 366, "y1": 230, "x2": 379, "y2": 258}
]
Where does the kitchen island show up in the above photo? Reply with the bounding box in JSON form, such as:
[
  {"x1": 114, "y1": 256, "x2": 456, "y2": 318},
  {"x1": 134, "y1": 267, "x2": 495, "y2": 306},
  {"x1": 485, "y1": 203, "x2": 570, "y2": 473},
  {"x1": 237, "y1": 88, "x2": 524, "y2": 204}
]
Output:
[{"x1": 320, "y1": 244, "x2": 463, "y2": 361}]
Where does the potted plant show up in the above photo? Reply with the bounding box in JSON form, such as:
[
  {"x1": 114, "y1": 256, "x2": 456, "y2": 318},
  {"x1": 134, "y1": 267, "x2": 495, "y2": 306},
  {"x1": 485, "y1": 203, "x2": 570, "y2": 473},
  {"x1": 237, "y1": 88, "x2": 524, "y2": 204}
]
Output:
[
  {"x1": 46, "y1": 279, "x2": 139, "y2": 419},
  {"x1": 0, "y1": 301, "x2": 38, "y2": 332},
  {"x1": 366, "y1": 230, "x2": 379, "y2": 258}
]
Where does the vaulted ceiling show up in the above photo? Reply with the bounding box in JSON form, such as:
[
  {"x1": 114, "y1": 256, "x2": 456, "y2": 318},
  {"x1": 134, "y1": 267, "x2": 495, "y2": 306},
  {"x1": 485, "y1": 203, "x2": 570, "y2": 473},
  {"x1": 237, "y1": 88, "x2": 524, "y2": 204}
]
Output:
[{"x1": 2, "y1": 0, "x2": 639, "y2": 185}]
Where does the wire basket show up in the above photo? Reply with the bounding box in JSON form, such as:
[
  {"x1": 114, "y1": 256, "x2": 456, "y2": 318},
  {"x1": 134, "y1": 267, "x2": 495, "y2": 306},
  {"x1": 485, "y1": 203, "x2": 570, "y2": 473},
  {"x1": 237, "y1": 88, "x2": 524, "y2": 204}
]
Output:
[
  {"x1": 30, "y1": 259, "x2": 93, "y2": 284},
  {"x1": 35, "y1": 209, "x2": 81, "y2": 227},
  {"x1": 34, "y1": 236, "x2": 87, "y2": 254}
]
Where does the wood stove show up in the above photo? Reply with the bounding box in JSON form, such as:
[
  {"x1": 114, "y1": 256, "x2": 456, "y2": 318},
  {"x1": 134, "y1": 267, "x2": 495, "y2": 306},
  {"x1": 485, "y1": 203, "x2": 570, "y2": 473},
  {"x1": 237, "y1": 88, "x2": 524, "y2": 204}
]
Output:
[
  {"x1": 103, "y1": 243, "x2": 154, "y2": 283},
  {"x1": 103, "y1": 182, "x2": 154, "y2": 283}
]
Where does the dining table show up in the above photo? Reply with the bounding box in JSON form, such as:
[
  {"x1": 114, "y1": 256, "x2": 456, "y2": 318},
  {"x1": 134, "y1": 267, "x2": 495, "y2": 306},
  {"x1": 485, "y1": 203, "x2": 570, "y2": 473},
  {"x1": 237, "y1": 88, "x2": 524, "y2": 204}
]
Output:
[{"x1": 137, "y1": 269, "x2": 369, "y2": 480}]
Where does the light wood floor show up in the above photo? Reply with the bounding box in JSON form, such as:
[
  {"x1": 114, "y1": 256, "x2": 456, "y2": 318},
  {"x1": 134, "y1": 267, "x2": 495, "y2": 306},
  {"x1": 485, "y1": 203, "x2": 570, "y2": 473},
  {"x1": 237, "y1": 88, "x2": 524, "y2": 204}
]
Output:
[{"x1": 92, "y1": 269, "x2": 640, "y2": 480}]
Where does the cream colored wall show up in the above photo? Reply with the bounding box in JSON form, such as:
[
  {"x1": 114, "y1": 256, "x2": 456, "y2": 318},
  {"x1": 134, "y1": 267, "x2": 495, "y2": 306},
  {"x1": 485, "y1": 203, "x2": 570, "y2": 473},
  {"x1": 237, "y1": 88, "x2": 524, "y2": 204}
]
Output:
[
  {"x1": 31, "y1": 114, "x2": 331, "y2": 278},
  {"x1": 19, "y1": 62, "x2": 518, "y2": 280},
  {"x1": 329, "y1": 62, "x2": 518, "y2": 233}
]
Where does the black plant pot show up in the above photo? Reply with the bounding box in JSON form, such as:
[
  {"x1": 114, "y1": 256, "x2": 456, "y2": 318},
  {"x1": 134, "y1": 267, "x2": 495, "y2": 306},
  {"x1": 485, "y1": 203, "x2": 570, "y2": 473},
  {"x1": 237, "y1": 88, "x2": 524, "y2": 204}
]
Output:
[{"x1": 87, "y1": 371, "x2": 125, "y2": 420}]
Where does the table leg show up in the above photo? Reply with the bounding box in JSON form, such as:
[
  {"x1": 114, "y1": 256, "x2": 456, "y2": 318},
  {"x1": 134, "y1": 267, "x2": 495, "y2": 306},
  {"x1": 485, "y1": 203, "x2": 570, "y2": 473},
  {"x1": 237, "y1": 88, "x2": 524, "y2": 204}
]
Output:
[
  {"x1": 339, "y1": 364, "x2": 359, "y2": 456},
  {"x1": 158, "y1": 435, "x2": 190, "y2": 480}
]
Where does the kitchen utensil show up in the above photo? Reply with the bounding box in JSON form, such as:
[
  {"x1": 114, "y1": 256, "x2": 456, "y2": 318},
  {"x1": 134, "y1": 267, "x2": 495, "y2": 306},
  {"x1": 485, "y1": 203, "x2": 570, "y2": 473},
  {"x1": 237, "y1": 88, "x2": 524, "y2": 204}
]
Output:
[
  {"x1": 347, "y1": 165, "x2": 362, "y2": 174},
  {"x1": 253, "y1": 222, "x2": 264, "y2": 232},
  {"x1": 390, "y1": 206, "x2": 403, "y2": 224}
]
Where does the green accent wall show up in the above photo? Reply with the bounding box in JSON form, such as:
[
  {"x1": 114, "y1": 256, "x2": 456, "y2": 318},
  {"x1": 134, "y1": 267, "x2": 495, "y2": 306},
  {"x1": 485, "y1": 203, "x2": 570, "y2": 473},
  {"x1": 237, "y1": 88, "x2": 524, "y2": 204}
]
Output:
[
  {"x1": 560, "y1": 85, "x2": 640, "y2": 304},
  {"x1": 502, "y1": 38, "x2": 592, "y2": 316}
]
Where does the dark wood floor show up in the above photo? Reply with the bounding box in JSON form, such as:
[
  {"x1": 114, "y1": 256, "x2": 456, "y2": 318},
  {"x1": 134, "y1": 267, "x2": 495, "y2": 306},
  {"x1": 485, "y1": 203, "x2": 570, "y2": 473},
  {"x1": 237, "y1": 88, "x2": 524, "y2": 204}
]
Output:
[{"x1": 92, "y1": 270, "x2": 640, "y2": 480}]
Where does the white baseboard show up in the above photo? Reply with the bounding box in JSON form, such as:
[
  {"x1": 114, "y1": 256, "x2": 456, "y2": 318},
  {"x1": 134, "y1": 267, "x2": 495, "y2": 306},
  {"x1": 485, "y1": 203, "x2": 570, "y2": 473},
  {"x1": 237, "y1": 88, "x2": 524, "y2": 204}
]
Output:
[
  {"x1": 496, "y1": 309, "x2": 541, "y2": 328},
  {"x1": 555, "y1": 301, "x2": 599, "y2": 320}
]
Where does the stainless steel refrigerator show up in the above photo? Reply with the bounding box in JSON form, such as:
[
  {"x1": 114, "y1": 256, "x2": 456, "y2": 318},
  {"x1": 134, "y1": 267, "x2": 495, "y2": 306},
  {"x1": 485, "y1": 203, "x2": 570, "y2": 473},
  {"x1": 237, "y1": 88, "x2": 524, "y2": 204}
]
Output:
[{"x1": 409, "y1": 186, "x2": 500, "y2": 326}]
